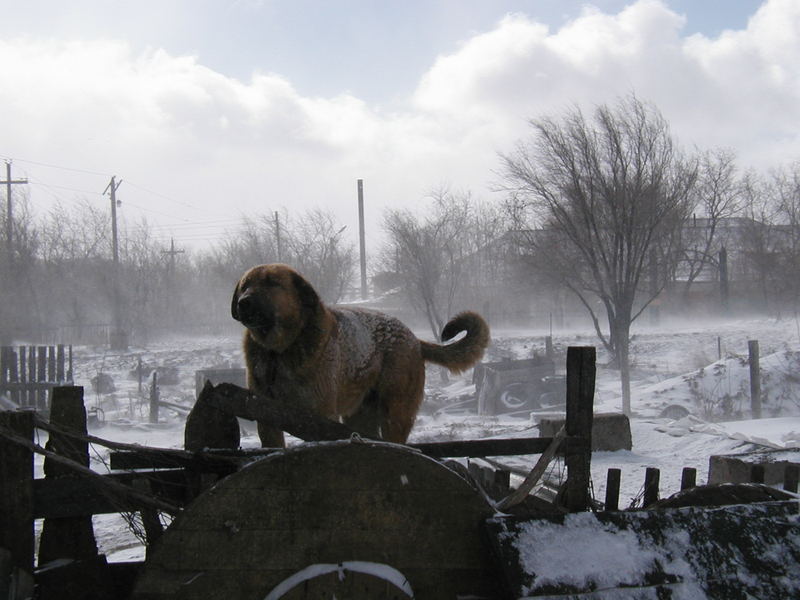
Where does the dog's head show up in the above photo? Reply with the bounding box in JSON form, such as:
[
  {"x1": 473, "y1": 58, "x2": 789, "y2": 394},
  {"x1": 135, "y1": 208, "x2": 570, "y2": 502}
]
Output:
[{"x1": 231, "y1": 264, "x2": 321, "y2": 352}]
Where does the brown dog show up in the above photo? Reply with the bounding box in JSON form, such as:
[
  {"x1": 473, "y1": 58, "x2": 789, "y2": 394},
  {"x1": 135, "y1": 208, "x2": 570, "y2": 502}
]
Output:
[{"x1": 231, "y1": 263, "x2": 490, "y2": 445}]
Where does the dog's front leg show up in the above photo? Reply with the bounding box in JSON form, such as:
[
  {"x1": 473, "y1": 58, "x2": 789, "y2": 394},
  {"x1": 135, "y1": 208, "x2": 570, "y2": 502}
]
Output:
[{"x1": 257, "y1": 420, "x2": 286, "y2": 448}]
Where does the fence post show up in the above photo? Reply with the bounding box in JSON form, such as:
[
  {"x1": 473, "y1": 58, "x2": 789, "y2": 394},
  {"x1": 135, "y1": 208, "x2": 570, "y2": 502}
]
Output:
[
  {"x1": 27, "y1": 347, "x2": 36, "y2": 408},
  {"x1": 149, "y1": 371, "x2": 160, "y2": 424},
  {"x1": 643, "y1": 467, "x2": 660, "y2": 507},
  {"x1": 37, "y1": 346, "x2": 47, "y2": 410},
  {"x1": 680, "y1": 467, "x2": 697, "y2": 490},
  {"x1": 137, "y1": 356, "x2": 143, "y2": 396},
  {"x1": 749, "y1": 340, "x2": 761, "y2": 419},
  {"x1": 784, "y1": 465, "x2": 799, "y2": 493},
  {"x1": 56, "y1": 344, "x2": 66, "y2": 382},
  {"x1": 0, "y1": 409, "x2": 35, "y2": 574},
  {"x1": 38, "y1": 386, "x2": 99, "y2": 565},
  {"x1": 750, "y1": 463, "x2": 765, "y2": 484},
  {"x1": 565, "y1": 346, "x2": 595, "y2": 512},
  {"x1": 604, "y1": 468, "x2": 621, "y2": 511}
]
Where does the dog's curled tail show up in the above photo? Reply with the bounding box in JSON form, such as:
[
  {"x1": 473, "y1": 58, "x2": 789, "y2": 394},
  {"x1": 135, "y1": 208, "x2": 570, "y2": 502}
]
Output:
[{"x1": 420, "y1": 311, "x2": 490, "y2": 374}]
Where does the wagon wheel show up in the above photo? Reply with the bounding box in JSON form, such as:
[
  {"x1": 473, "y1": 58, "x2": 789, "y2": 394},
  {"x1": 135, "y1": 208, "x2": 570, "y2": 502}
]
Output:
[
  {"x1": 131, "y1": 441, "x2": 500, "y2": 599},
  {"x1": 497, "y1": 382, "x2": 541, "y2": 411}
]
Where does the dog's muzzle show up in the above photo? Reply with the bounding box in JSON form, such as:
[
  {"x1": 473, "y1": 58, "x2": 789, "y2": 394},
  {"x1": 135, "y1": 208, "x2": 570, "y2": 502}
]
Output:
[{"x1": 236, "y1": 295, "x2": 275, "y2": 333}]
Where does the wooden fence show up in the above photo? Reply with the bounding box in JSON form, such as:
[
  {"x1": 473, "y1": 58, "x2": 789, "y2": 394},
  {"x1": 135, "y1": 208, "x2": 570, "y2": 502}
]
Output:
[{"x1": 0, "y1": 345, "x2": 72, "y2": 410}]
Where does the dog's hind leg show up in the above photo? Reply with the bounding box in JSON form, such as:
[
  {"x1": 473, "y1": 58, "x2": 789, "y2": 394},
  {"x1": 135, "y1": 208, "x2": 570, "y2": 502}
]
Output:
[
  {"x1": 342, "y1": 389, "x2": 383, "y2": 439},
  {"x1": 378, "y1": 366, "x2": 426, "y2": 444}
]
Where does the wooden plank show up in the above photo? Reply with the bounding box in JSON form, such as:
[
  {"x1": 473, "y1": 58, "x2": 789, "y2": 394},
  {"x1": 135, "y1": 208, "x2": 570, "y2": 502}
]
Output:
[
  {"x1": 33, "y1": 470, "x2": 189, "y2": 518},
  {"x1": 110, "y1": 448, "x2": 243, "y2": 472},
  {"x1": 8, "y1": 348, "x2": 20, "y2": 407},
  {"x1": 410, "y1": 437, "x2": 555, "y2": 458},
  {"x1": 564, "y1": 346, "x2": 595, "y2": 512},
  {"x1": 56, "y1": 344, "x2": 65, "y2": 382},
  {"x1": 37, "y1": 346, "x2": 47, "y2": 410},
  {"x1": 19, "y1": 346, "x2": 27, "y2": 408},
  {"x1": 0, "y1": 409, "x2": 35, "y2": 573},
  {"x1": 27, "y1": 346, "x2": 36, "y2": 408},
  {"x1": 110, "y1": 436, "x2": 562, "y2": 472},
  {"x1": 47, "y1": 345, "x2": 56, "y2": 383}
]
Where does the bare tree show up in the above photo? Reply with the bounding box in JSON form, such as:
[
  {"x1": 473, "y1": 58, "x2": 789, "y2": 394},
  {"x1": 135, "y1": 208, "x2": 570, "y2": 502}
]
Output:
[
  {"x1": 0, "y1": 189, "x2": 39, "y2": 342},
  {"x1": 737, "y1": 164, "x2": 800, "y2": 316},
  {"x1": 501, "y1": 96, "x2": 697, "y2": 415},
  {"x1": 382, "y1": 188, "x2": 503, "y2": 340},
  {"x1": 284, "y1": 208, "x2": 355, "y2": 303},
  {"x1": 680, "y1": 148, "x2": 743, "y2": 296}
]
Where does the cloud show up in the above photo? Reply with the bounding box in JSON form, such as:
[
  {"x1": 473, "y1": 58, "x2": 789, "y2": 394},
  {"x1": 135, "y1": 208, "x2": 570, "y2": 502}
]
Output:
[
  {"x1": 413, "y1": 0, "x2": 800, "y2": 167},
  {"x1": 0, "y1": 0, "x2": 798, "y2": 251}
]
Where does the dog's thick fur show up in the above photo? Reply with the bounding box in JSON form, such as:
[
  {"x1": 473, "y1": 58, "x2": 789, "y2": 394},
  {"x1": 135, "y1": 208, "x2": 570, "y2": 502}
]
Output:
[{"x1": 232, "y1": 263, "x2": 490, "y2": 445}]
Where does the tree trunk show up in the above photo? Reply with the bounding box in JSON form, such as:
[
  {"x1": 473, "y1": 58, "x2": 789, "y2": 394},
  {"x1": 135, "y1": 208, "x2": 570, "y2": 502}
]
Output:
[
  {"x1": 619, "y1": 342, "x2": 632, "y2": 417},
  {"x1": 610, "y1": 315, "x2": 632, "y2": 416}
]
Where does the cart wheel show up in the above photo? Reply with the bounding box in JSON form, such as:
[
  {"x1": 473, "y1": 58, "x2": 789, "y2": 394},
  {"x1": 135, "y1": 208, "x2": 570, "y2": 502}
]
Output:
[
  {"x1": 498, "y1": 383, "x2": 540, "y2": 411},
  {"x1": 131, "y1": 441, "x2": 499, "y2": 599},
  {"x1": 265, "y1": 561, "x2": 413, "y2": 599}
]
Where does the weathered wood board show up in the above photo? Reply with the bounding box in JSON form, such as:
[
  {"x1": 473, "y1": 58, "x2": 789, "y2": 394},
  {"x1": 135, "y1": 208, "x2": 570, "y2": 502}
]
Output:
[
  {"x1": 486, "y1": 500, "x2": 800, "y2": 599},
  {"x1": 131, "y1": 441, "x2": 501, "y2": 600}
]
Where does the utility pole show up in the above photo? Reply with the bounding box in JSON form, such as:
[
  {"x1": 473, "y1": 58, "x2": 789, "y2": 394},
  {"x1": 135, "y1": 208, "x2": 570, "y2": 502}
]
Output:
[
  {"x1": 0, "y1": 161, "x2": 27, "y2": 346},
  {"x1": 104, "y1": 176, "x2": 127, "y2": 350},
  {"x1": 2, "y1": 161, "x2": 28, "y2": 268},
  {"x1": 162, "y1": 237, "x2": 185, "y2": 275},
  {"x1": 357, "y1": 179, "x2": 367, "y2": 300},
  {"x1": 162, "y1": 237, "x2": 184, "y2": 326}
]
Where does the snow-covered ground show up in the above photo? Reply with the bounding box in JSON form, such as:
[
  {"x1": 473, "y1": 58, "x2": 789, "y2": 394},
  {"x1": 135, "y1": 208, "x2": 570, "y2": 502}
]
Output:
[{"x1": 29, "y1": 315, "x2": 800, "y2": 562}]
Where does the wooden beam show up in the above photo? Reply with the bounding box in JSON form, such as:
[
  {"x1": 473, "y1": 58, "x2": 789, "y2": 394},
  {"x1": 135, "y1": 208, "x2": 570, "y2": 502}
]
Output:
[{"x1": 197, "y1": 381, "x2": 358, "y2": 442}]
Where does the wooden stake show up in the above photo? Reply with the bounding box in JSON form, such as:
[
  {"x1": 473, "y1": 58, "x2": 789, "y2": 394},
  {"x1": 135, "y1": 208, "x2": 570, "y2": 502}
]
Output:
[
  {"x1": 749, "y1": 340, "x2": 761, "y2": 419},
  {"x1": 38, "y1": 386, "x2": 99, "y2": 565},
  {"x1": 564, "y1": 346, "x2": 595, "y2": 512},
  {"x1": 0, "y1": 409, "x2": 34, "y2": 573},
  {"x1": 643, "y1": 467, "x2": 660, "y2": 507},
  {"x1": 784, "y1": 465, "x2": 799, "y2": 493},
  {"x1": 604, "y1": 468, "x2": 621, "y2": 511},
  {"x1": 680, "y1": 467, "x2": 697, "y2": 490},
  {"x1": 750, "y1": 463, "x2": 765, "y2": 484},
  {"x1": 149, "y1": 371, "x2": 159, "y2": 424}
]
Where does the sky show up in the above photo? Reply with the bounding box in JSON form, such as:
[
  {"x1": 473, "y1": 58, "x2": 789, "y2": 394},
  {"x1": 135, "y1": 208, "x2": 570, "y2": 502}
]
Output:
[{"x1": 0, "y1": 0, "x2": 795, "y2": 255}]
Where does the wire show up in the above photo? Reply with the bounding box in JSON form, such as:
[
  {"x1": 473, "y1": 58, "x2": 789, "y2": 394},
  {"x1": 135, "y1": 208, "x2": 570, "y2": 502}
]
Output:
[
  {"x1": 0, "y1": 155, "x2": 110, "y2": 177},
  {"x1": 29, "y1": 179, "x2": 104, "y2": 196}
]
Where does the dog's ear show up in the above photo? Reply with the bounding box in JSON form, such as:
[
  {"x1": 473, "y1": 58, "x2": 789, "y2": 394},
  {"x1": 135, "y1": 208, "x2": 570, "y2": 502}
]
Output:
[
  {"x1": 231, "y1": 281, "x2": 241, "y2": 321},
  {"x1": 291, "y1": 271, "x2": 320, "y2": 309}
]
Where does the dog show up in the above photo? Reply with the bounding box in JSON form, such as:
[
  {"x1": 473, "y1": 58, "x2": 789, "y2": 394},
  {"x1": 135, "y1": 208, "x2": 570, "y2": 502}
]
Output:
[{"x1": 231, "y1": 263, "x2": 490, "y2": 445}]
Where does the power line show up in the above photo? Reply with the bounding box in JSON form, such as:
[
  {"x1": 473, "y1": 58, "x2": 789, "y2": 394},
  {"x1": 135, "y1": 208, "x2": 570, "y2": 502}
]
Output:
[
  {"x1": 0, "y1": 155, "x2": 110, "y2": 178},
  {"x1": 29, "y1": 180, "x2": 104, "y2": 196}
]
